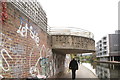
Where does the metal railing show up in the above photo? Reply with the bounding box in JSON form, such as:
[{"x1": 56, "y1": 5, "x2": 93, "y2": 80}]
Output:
[{"x1": 48, "y1": 27, "x2": 94, "y2": 39}]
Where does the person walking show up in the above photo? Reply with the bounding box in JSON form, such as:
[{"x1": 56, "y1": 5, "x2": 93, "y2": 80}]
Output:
[{"x1": 69, "y1": 58, "x2": 78, "y2": 79}]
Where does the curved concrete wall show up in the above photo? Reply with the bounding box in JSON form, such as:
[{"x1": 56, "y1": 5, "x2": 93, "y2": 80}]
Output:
[{"x1": 51, "y1": 35, "x2": 95, "y2": 54}]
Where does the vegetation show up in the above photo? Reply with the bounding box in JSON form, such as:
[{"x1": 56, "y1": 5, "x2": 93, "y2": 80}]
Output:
[
  {"x1": 70, "y1": 53, "x2": 97, "y2": 63},
  {"x1": 80, "y1": 54, "x2": 97, "y2": 63}
]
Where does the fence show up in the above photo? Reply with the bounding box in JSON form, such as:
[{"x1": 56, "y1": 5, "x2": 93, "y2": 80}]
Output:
[{"x1": 48, "y1": 27, "x2": 94, "y2": 39}]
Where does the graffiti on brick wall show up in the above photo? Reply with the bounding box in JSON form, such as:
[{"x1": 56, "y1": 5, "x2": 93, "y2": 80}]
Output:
[
  {"x1": 9, "y1": 44, "x2": 25, "y2": 55},
  {"x1": 0, "y1": 33, "x2": 25, "y2": 78},
  {"x1": 12, "y1": 56, "x2": 23, "y2": 78},
  {"x1": 0, "y1": 33, "x2": 13, "y2": 72},
  {"x1": 52, "y1": 53, "x2": 65, "y2": 75},
  {"x1": 0, "y1": 16, "x2": 54, "y2": 78},
  {"x1": 0, "y1": 49, "x2": 13, "y2": 71},
  {"x1": 29, "y1": 45, "x2": 54, "y2": 78},
  {"x1": 1, "y1": 2, "x2": 8, "y2": 22},
  {"x1": 0, "y1": 33, "x2": 53, "y2": 78},
  {"x1": 17, "y1": 17, "x2": 40, "y2": 46},
  {"x1": 16, "y1": 17, "x2": 54, "y2": 78},
  {"x1": 44, "y1": 48, "x2": 54, "y2": 77}
]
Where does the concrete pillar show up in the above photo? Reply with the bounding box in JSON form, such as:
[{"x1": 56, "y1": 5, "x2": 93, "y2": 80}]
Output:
[
  {"x1": 110, "y1": 56, "x2": 111, "y2": 61},
  {"x1": 112, "y1": 56, "x2": 114, "y2": 61}
]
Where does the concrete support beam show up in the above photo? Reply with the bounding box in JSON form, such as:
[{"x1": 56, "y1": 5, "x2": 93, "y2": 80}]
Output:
[{"x1": 51, "y1": 35, "x2": 95, "y2": 54}]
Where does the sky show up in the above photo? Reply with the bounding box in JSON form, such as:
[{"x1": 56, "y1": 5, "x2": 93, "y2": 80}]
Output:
[{"x1": 37, "y1": 0, "x2": 119, "y2": 42}]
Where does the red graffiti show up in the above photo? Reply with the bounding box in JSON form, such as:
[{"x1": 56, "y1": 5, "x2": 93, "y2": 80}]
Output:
[{"x1": 1, "y1": 1, "x2": 8, "y2": 22}]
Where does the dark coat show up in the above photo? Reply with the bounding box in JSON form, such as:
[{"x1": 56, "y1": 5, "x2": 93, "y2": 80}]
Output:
[{"x1": 69, "y1": 59, "x2": 78, "y2": 70}]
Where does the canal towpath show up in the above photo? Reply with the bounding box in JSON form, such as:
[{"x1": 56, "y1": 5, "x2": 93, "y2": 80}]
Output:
[{"x1": 59, "y1": 64, "x2": 98, "y2": 78}]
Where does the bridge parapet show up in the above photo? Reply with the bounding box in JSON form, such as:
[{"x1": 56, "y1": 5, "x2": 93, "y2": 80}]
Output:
[
  {"x1": 51, "y1": 35, "x2": 95, "y2": 54},
  {"x1": 48, "y1": 27, "x2": 95, "y2": 54},
  {"x1": 48, "y1": 27, "x2": 94, "y2": 39}
]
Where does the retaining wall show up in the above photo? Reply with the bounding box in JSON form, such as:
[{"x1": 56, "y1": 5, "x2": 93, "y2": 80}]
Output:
[{"x1": 0, "y1": 2, "x2": 65, "y2": 78}]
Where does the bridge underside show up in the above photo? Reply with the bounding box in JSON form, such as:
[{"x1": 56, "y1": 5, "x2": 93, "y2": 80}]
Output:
[{"x1": 52, "y1": 48, "x2": 95, "y2": 54}]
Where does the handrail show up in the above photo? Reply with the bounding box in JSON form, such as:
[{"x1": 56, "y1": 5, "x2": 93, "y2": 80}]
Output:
[{"x1": 47, "y1": 27, "x2": 94, "y2": 39}]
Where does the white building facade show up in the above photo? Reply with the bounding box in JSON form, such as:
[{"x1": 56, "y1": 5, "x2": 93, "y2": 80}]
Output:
[{"x1": 96, "y1": 30, "x2": 120, "y2": 61}]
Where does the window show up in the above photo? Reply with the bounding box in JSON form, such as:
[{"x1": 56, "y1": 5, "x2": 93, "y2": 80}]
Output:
[
  {"x1": 103, "y1": 42, "x2": 107, "y2": 45},
  {"x1": 104, "y1": 47, "x2": 107, "y2": 50},
  {"x1": 103, "y1": 37, "x2": 106, "y2": 40},
  {"x1": 103, "y1": 51, "x2": 107, "y2": 54}
]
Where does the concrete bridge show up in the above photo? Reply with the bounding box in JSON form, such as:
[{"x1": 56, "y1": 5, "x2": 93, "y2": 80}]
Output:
[
  {"x1": 49, "y1": 27, "x2": 95, "y2": 54},
  {"x1": 48, "y1": 27, "x2": 95, "y2": 78}
]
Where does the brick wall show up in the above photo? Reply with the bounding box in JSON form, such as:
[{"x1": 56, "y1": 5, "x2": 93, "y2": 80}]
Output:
[{"x1": 0, "y1": 2, "x2": 65, "y2": 78}]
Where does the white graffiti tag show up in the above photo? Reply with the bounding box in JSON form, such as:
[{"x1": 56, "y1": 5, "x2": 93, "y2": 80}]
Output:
[
  {"x1": 0, "y1": 49, "x2": 13, "y2": 71},
  {"x1": 29, "y1": 45, "x2": 50, "y2": 78},
  {"x1": 17, "y1": 19, "x2": 40, "y2": 46},
  {"x1": 17, "y1": 23, "x2": 28, "y2": 37}
]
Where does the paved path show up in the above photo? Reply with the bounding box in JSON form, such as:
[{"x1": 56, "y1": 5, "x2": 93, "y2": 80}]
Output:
[{"x1": 59, "y1": 64, "x2": 98, "y2": 78}]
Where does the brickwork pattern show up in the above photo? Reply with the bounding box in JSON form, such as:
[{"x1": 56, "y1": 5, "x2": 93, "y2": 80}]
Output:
[{"x1": 0, "y1": 2, "x2": 65, "y2": 78}]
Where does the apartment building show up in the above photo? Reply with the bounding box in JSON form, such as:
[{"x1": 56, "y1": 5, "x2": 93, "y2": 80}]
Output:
[
  {"x1": 96, "y1": 30, "x2": 120, "y2": 61},
  {"x1": 9, "y1": 1, "x2": 47, "y2": 31}
]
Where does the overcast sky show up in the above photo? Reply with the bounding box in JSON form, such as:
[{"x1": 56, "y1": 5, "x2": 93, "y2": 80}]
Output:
[{"x1": 37, "y1": 0, "x2": 119, "y2": 42}]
